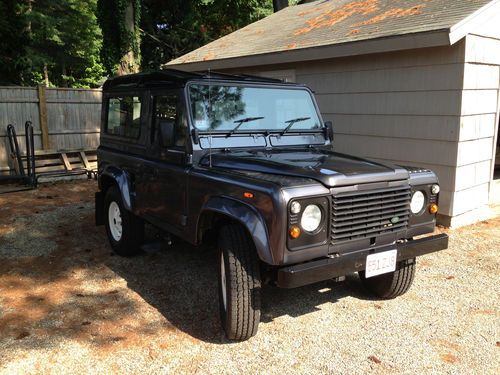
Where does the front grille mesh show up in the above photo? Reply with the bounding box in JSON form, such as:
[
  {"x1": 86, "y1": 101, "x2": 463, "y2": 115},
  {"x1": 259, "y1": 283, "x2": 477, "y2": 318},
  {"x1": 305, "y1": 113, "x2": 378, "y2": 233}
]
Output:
[{"x1": 331, "y1": 185, "x2": 411, "y2": 244}]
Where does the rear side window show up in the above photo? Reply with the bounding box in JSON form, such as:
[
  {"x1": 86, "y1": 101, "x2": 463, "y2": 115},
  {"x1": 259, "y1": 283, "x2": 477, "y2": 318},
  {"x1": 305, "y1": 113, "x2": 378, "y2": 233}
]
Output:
[{"x1": 106, "y1": 96, "x2": 142, "y2": 139}]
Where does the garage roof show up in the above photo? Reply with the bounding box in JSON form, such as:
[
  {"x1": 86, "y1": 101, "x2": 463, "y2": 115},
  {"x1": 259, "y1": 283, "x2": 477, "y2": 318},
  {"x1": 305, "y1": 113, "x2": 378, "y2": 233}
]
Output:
[{"x1": 167, "y1": 0, "x2": 499, "y2": 70}]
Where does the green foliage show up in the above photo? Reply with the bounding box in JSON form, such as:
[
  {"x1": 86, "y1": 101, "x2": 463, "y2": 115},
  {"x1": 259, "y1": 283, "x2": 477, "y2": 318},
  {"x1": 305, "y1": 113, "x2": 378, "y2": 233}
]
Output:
[
  {"x1": 0, "y1": 0, "x2": 31, "y2": 85},
  {"x1": 27, "y1": 0, "x2": 105, "y2": 88},
  {"x1": 0, "y1": 0, "x2": 105, "y2": 87},
  {"x1": 1, "y1": 0, "x2": 291, "y2": 86},
  {"x1": 97, "y1": 0, "x2": 141, "y2": 75},
  {"x1": 140, "y1": 0, "x2": 275, "y2": 71}
]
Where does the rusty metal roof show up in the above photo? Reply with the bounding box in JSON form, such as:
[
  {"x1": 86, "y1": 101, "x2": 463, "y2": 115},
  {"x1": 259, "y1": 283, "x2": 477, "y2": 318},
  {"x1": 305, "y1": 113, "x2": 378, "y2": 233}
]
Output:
[{"x1": 168, "y1": 0, "x2": 495, "y2": 66}]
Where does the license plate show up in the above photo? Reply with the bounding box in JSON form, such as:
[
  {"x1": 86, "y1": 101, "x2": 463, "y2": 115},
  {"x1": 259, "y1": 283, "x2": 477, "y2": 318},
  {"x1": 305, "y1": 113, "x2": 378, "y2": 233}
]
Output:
[{"x1": 365, "y1": 250, "x2": 398, "y2": 278}]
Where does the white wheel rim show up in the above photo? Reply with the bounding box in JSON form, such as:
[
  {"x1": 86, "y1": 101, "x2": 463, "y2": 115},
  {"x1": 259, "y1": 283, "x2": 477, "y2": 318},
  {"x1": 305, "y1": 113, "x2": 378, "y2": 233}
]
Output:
[
  {"x1": 220, "y1": 254, "x2": 227, "y2": 311},
  {"x1": 108, "y1": 201, "x2": 123, "y2": 242}
]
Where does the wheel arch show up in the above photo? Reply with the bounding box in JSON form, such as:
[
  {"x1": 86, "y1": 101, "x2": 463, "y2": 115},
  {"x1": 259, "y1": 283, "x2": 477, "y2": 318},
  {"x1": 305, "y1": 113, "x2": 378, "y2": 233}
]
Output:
[
  {"x1": 99, "y1": 166, "x2": 134, "y2": 211},
  {"x1": 198, "y1": 196, "x2": 275, "y2": 265}
]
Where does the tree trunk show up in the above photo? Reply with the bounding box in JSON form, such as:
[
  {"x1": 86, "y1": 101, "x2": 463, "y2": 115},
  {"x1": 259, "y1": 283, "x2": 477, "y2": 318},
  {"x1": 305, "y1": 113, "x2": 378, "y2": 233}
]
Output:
[
  {"x1": 61, "y1": 61, "x2": 68, "y2": 87},
  {"x1": 273, "y1": 0, "x2": 289, "y2": 12},
  {"x1": 26, "y1": 0, "x2": 33, "y2": 34},
  {"x1": 118, "y1": 1, "x2": 139, "y2": 75},
  {"x1": 43, "y1": 64, "x2": 49, "y2": 87}
]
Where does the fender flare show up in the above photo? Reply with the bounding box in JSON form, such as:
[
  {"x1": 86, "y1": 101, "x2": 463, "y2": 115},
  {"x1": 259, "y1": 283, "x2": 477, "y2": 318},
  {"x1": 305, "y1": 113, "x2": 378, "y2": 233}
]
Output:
[
  {"x1": 201, "y1": 196, "x2": 274, "y2": 265},
  {"x1": 100, "y1": 166, "x2": 134, "y2": 211}
]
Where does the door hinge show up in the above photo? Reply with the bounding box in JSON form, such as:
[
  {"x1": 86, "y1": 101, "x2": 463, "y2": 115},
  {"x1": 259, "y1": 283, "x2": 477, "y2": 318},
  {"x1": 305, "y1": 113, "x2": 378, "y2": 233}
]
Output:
[{"x1": 181, "y1": 215, "x2": 188, "y2": 226}]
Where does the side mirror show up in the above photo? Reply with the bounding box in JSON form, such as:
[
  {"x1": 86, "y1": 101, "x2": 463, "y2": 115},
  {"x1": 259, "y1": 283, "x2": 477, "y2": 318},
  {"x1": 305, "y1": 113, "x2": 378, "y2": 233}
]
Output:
[
  {"x1": 159, "y1": 120, "x2": 175, "y2": 147},
  {"x1": 324, "y1": 121, "x2": 334, "y2": 142}
]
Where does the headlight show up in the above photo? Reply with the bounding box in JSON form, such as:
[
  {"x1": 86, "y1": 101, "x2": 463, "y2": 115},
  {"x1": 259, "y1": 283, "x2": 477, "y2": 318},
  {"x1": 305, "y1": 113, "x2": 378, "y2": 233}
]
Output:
[
  {"x1": 290, "y1": 201, "x2": 301, "y2": 214},
  {"x1": 301, "y1": 204, "x2": 322, "y2": 232},
  {"x1": 410, "y1": 191, "x2": 426, "y2": 214},
  {"x1": 431, "y1": 184, "x2": 440, "y2": 195}
]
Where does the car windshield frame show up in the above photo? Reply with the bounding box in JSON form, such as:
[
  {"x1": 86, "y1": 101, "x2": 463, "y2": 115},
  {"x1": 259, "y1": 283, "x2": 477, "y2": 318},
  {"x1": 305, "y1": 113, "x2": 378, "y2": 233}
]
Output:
[{"x1": 185, "y1": 81, "x2": 324, "y2": 135}]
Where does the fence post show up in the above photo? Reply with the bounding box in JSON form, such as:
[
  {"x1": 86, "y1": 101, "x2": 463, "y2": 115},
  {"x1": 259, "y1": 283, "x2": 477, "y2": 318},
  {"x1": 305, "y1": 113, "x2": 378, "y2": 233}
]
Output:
[{"x1": 37, "y1": 84, "x2": 50, "y2": 150}]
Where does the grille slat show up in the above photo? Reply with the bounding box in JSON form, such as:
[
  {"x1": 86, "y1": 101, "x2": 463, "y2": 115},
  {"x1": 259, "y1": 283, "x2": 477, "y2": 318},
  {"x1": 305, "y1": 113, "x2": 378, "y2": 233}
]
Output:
[
  {"x1": 332, "y1": 220, "x2": 405, "y2": 236},
  {"x1": 332, "y1": 217, "x2": 409, "y2": 234},
  {"x1": 333, "y1": 190, "x2": 411, "y2": 205},
  {"x1": 333, "y1": 201, "x2": 410, "y2": 217},
  {"x1": 332, "y1": 208, "x2": 409, "y2": 223},
  {"x1": 333, "y1": 196, "x2": 410, "y2": 211},
  {"x1": 331, "y1": 223, "x2": 408, "y2": 240},
  {"x1": 330, "y1": 185, "x2": 411, "y2": 244},
  {"x1": 333, "y1": 211, "x2": 409, "y2": 228}
]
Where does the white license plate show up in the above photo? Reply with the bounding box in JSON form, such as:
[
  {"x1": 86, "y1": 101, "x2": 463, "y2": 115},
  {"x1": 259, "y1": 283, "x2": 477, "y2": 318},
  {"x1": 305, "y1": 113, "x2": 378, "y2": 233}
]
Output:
[{"x1": 365, "y1": 250, "x2": 398, "y2": 278}]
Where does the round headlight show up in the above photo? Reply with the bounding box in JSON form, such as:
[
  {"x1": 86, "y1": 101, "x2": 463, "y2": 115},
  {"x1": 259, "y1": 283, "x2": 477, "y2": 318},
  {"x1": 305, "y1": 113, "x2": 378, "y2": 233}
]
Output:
[
  {"x1": 431, "y1": 184, "x2": 440, "y2": 195},
  {"x1": 301, "y1": 204, "x2": 322, "y2": 232},
  {"x1": 410, "y1": 191, "x2": 426, "y2": 214},
  {"x1": 290, "y1": 201, "x2": 302, "y2": 214}
]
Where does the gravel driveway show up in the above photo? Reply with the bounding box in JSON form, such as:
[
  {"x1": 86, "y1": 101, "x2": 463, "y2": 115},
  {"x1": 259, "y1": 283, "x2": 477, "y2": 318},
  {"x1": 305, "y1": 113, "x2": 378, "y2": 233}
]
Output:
[{"x1": 0, "y1": 180, "x2": 498, "y2": 374}]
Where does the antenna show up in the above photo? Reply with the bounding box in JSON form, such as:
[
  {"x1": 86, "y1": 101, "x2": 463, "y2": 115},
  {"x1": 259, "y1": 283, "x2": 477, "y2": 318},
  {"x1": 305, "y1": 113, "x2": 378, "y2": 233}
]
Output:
[{"x1": 208, "y1": 68, "x2": 212, "y2": 168}]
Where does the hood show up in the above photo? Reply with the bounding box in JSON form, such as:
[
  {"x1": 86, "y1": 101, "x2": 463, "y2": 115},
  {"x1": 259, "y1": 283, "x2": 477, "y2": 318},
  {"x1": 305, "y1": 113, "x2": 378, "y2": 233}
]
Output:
[{"x1": 200, "y1": 149, "x2": 409, "y2": 187}]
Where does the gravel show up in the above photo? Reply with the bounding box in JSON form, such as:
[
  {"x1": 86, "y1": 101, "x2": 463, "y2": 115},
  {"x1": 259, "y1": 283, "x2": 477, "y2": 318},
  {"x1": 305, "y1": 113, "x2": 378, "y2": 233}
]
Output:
[
  {"x1": 0, "y1": 180, "x2": 498, "y2": 374},
  {"x1": 0, "y1": 203, "x2": 92, "y2": 258}
]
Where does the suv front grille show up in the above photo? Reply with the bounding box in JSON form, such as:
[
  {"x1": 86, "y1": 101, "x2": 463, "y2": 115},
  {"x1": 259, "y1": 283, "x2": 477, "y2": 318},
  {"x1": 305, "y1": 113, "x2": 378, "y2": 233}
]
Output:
[{"x1": 330, "y1": 185, "x2": 411, "y2": 244}]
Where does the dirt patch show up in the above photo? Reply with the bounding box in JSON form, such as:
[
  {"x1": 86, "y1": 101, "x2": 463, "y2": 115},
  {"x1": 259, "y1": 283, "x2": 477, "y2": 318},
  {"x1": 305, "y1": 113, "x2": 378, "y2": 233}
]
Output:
[{"x1": 0, "y1": 180, "x2": 499, "y2": 374}]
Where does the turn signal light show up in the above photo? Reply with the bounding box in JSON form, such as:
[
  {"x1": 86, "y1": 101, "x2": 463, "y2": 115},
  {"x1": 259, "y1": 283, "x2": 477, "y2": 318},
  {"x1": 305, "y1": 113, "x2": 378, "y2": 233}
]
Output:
[
  {"x1": 429, "y1": 203, "x2": 438, "y2": 214},
  {"x1": 243, "y1": 192, "x2": 254, "y2": 199},
  {"x1": 289, "y1": 226, "x2": 301, "y2": 239}
]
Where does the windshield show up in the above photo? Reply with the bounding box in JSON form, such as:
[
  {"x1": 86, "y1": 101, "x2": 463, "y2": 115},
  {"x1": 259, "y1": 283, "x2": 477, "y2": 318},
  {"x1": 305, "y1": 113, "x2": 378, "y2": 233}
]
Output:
[{"x1": 188, "y1": 83, "x2": 322, "y2": 133}]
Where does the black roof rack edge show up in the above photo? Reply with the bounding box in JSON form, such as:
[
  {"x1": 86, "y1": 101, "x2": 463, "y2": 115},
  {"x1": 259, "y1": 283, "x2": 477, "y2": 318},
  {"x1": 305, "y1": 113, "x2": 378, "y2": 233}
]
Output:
[
  {"x1": 103, "y1": 68, "x2": 295, "y2": 90},
  {"x1": 197, "y1": 71, "x2": 285, "y2": 83}
]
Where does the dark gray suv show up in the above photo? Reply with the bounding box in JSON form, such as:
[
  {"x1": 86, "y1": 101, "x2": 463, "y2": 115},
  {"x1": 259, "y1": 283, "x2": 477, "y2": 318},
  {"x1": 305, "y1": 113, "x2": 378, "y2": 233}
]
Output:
[{"x1": 95, "y1": 70, "x2": 448, "y2": 340}]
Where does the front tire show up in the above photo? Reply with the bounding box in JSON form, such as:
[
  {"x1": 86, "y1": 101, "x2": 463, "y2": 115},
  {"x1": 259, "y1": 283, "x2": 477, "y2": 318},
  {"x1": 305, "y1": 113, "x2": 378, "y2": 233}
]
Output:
[
  {"x1": 359, "y1": 258, "x2": 416, "y2": 299},
  {"x1": 104, "y1": 186, "x2": 144, "y2": 256},
  {"x1": 217, "y1": 224, "x2": 261, "y2": 341}
]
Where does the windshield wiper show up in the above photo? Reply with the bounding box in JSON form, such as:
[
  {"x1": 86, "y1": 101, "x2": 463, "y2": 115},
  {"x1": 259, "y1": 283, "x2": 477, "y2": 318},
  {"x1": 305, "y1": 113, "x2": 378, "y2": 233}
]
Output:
[
  {"x1": 281, "y1": 117, "x2": 311, "y2": 135},
  {"x1": 226, "y1": 116, "x2": 265, "y2": 137}
]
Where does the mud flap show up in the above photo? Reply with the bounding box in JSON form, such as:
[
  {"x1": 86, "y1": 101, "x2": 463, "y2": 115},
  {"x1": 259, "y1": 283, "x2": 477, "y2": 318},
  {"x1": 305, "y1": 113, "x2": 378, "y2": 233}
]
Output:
[{"x1": 95, "y1": 191, "x2": 104, "y2": 226}]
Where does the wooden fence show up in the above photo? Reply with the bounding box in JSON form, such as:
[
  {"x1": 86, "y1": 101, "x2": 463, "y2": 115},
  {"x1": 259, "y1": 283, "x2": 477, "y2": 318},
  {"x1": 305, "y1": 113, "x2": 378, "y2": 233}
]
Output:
[{"x1": 0, "y1": 86, "x2": 102, "y2": 173}]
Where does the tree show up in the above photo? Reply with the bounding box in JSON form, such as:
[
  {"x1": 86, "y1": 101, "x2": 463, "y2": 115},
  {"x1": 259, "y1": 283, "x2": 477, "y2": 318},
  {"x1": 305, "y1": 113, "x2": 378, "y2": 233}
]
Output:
[
  {"x1": 140, "y1": 0, "x2": 275, "y2": 71},
  {"x1": 97, "y1": 0, "x2": 141, "y2": 75},
  {"x1": 273, "y1": 0, "x2": 289, "y2": 12},
  {"x1": 0, "y1": 0, "x2": 30, "y2": 85},
  {"x1": 29, "y1": 0, "x2": 104, "y2": 87}
]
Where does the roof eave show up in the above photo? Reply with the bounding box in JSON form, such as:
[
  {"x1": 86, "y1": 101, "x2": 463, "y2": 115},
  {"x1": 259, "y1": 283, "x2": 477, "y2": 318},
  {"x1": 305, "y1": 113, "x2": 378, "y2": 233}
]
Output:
[
  {"x1": 448, "y1": 0, "x2": 500, "y2": 44},
  {"x1": 165, "y1": 30, "x2": 451, "y2": 72}
]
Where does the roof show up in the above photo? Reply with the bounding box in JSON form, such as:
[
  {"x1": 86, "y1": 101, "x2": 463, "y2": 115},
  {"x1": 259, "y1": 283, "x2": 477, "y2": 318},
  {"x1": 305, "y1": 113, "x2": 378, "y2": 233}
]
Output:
[
  {"x1": 167, "y1": 0, "x2": 499, "y2": 70},
  {"x1": 102, "y1": 69, "x2": 287, "y2": 90}
]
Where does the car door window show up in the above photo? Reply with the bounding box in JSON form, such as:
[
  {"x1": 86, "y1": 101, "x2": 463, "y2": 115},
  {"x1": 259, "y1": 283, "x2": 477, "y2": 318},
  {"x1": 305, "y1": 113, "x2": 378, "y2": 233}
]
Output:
[
  {"x1": 152, "y1": 95, "x2": 186, "y2": 149},
  {"x1": 106, "y1": 96, "x2": 142, "y2": 139}
]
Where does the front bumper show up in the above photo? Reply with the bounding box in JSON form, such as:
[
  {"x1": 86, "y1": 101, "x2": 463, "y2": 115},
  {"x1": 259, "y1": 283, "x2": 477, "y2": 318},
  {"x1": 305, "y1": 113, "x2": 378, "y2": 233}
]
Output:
[{"x1": 276, "y1": 233, "x2": 449, "y2": 288}]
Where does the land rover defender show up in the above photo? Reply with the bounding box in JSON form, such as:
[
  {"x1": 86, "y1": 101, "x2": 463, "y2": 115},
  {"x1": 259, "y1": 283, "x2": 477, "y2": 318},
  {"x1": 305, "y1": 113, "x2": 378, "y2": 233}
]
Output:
[{"x1": 95, "y1": 70, "x2": 449, "y2": 340}]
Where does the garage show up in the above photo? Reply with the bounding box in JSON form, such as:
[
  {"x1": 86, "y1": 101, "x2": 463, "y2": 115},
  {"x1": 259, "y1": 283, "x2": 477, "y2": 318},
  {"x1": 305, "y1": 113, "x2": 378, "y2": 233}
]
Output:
[{"x1": 167, "y1": 0, "x2": 500, "y2": 227}]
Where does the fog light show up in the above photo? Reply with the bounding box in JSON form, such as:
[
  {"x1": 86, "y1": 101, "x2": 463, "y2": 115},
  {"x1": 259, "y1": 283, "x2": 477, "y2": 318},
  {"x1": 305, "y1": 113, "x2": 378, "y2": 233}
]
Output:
[
  {"x1": 289, "y1": 226, "x2": 301, "y2": 239},
  {"x1": 431, "y1": 185, "x2": 440, "y2": 195},
  {"x1": 429, "y1": 203, "x2": 438, "y2": 214}
]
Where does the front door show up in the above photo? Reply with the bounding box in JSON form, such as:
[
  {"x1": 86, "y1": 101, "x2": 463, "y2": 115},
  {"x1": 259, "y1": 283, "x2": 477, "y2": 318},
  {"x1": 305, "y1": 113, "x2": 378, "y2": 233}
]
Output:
[{"x1": 137, "y1": 90, "x2": 189, "y2": 230}]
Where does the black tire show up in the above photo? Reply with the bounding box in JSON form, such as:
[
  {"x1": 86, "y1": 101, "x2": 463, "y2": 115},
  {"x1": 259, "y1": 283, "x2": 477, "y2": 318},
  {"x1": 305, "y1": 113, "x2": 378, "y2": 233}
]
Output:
[
  {"x1": 104, "y1": 186, "x2": 144, "y2": 256},
  {"x1": 359, "y1": 258, "x2": 416, "y2": 299},
  {"x1": 217, "y1": 224, "x2": 261, "y2": 341}
]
